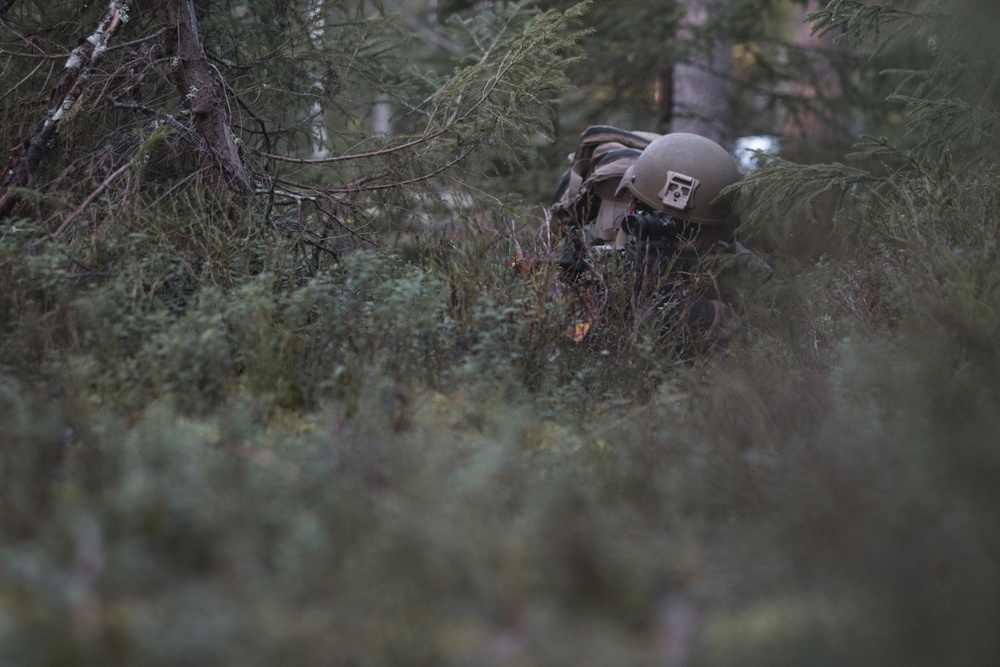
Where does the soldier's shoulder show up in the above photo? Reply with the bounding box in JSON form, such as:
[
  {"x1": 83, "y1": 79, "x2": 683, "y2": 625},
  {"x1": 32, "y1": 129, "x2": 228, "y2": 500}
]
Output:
[{"x1": 707, "y1": 240, "x2": 774, "y2": 282}]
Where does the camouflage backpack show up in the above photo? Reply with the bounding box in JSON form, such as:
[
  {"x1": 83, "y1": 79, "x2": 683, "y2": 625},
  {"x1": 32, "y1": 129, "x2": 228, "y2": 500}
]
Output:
[{"x1": 549, "y1": 125, "x2": 661, "y2": 253}]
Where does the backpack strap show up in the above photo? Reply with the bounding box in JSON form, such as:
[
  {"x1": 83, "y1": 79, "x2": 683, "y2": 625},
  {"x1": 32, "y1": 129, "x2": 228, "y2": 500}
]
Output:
[
  {"x1": 584, "y1": 142, "x2": 646, "y2": 242},
  {"x1": 573, "y1": 126, "x2": 661, "y2": 158}
]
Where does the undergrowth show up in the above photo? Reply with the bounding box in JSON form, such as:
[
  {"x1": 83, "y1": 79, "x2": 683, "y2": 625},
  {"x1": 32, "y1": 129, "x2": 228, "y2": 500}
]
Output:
[
  {"x1": 2, "y1": 0, "x2": 1000, "y2": 663},
  {"x1": 2, "y1": 173, "x2": 999, "y2": 665}
]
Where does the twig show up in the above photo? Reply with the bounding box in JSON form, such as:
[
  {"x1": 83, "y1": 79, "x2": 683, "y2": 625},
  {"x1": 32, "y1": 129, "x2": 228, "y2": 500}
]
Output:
[
  {"x1": 1, "y1": 57, "x2": 48, "y2": 102},
  {"x1": 253, "y1": 186, "x2": 379, "y2": 248},
  {"x1": 326, "y1": 146, "x2": 475, "y2": 193},
  {"x1": 0, "y1": 46, "x2": 70, "y2": 59},
  {"x1": 145, "y1": 169, "x2": 204, "y2": 209},
  {"x1": 105, "y1": 27, "x2": 169, "y2": 52},
  {"x1": 249, "y1": 125, "x2": 457, "y2": 165},
  {"x1": 51, "y1": 159, "x2": 132, "y2": 239},
  {"x1": 314, "y1": 198, "x2": 379, "y2": 247}
]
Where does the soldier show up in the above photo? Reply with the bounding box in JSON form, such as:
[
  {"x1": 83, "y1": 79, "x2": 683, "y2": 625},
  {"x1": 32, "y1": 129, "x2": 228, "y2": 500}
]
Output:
[
  {"x1": 613, "y1": 132, "x2": 773, "y2": 345},
  {"x1": 540, "y1": 128, "x2": 772, "y2": 349}
]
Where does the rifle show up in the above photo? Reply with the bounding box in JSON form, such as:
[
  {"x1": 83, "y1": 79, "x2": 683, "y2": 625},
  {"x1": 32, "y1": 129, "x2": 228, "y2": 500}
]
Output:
[{"x1": 619, "y1": 209, "x2": 703, "y2": 273}]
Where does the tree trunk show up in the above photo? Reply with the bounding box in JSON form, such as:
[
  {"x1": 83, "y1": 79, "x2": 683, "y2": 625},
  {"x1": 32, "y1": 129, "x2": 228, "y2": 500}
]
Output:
[
  {"x1": 781, "y1": 0, "x2": 852, "y2": 159},
  {"x1": 0, "y1": 0, "x2": 260, "y2": 219},
  {"x1": 158, "y1": 0, "x2": 258, "y2": 207},
  {"x1": 655, "y1": 68, "x2": 674, "y2": 134},
  {"x1": 670, "y1": 0, "x2": 732, "y2": 144}
]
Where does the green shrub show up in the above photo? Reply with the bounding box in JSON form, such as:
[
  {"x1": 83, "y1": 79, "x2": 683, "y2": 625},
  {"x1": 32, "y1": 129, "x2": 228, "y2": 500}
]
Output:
[{"x1": 2, "y1": 1, "x2": 1000, "y2": 663}]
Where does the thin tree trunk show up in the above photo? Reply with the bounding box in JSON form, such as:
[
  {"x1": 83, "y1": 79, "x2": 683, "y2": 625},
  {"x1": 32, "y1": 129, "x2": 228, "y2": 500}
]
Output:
[
  {"x1": 655, "y1": 68, "x2": 674, "y2": 134},
  {"x1": 0, "y1": 0, "x2": 127, "y2": 217},
  {"x1": 158, "y1": 0, "x2": 258, "y2": 209},
  {"x1": 781, "y1": 0, "x2": 851, "y2": 158},
  {"x1": 671, "y1": 0, "x2": 732, "y2": 144}
]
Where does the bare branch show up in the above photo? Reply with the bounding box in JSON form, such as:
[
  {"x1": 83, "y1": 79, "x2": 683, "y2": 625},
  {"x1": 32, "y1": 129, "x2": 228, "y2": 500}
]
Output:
[
  {"x1": 0, "y1": 46, "x2": 72, "y2": 59},
  {"x1": 0, "y1": 0, "x2": 128, "y2": 217},
  {"x1": 0, "y1": 57, "x2": 48, "y2": 102},
  {"x1": 249, "y1": 124, "x2": 457, "y2": 165},
  {"x1": 328, "y1": 147, "x2": 475, "y2": 193},
  {"x1": 254, "y1": 186, "x2": 378, "y2": 248},
  {"x1": 106, "y1": 26, "x2": 169, "y2": 52},
  {"x1": 51, "y1": 159, "x2": 133, "y2": 239},
  {"x1": 247, "y1": 47, "x2": 516, "y2": 167}
]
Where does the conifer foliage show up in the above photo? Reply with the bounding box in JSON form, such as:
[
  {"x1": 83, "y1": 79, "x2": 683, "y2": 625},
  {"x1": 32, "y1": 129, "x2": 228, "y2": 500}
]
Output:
[
  {"x1": 0, "y1": 0, "x2": 585, "y2": 239},
  {"x1": 2, "y1": 3, "x2": 1000, "y2": 665},
  {"x1": 737, "y1": 0, "x2": 1000, "y2": 281}
]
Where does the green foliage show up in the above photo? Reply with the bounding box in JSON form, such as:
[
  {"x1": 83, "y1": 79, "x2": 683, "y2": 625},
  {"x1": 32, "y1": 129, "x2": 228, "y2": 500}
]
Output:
[
  {"x1": 2, "y1": 292, "x2": 999, "y2": 665},
  {"x1": 808, "y1": 0, "x2": 915, "y2": 46},
  {"x1": 0, "y1": 0, "x2": 587, "y2": 242},
  {"x1": 2, "y1": 1, "x2": 1000, "y2": 665}
]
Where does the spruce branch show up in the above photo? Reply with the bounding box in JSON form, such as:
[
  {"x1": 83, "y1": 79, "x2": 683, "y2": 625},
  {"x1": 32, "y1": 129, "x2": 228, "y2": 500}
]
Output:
[
  {"x1": 808, "y1": 0, "x2": 914, "y2": 48},
  {"x1": 733, "y1": 156, "x2": 877, "y2": 236}
]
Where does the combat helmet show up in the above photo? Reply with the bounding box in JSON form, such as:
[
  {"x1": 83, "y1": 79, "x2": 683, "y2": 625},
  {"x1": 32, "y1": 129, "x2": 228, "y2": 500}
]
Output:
[{"x1": 615, "y1": 133, "x2": 741, "y2": 227}]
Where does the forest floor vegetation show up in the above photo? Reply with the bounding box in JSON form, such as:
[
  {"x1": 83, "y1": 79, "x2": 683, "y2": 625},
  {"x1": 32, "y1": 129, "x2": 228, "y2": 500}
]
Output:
[
  {"x1": 1, "y1": 184, "x2": 998, "y2": 665},
  {"x1": 2, "y1": 0, "x2": 999, "y2": 664}
]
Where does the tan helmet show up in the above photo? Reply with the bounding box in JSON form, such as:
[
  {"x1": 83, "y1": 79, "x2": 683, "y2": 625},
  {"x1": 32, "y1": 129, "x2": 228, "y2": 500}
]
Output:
[{"x1": 615, "y1": 133, "x2": 741, "y2": 227}]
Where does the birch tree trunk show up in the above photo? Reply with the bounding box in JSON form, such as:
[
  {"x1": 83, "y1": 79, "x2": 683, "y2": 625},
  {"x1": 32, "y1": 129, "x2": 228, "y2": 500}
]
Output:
[
  {"x1": 0, "y1": 0, "x2": 260, "y2": 218},
  {"x1": 0, "y1": 0, "x2": 127, "y2": 217}
]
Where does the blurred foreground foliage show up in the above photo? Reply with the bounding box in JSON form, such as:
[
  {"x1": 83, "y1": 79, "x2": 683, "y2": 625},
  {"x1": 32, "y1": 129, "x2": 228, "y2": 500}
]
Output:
[
  {"x1": 2, "y1": 248, "x2": 999, "y2": 665},
  {"x1": 2, "y1": 1, "x2": 1000, "y2": 665}
]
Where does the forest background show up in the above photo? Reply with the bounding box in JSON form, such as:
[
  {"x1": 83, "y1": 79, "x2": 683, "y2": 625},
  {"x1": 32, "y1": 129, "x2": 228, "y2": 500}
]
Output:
[{"x1": 1, "y1": 0, "x2": 999, "y2": 665}]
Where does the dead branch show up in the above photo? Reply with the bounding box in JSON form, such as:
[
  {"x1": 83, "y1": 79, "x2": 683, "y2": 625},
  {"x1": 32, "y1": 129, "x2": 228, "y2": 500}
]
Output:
[
  {"x1": 328, "y1": 147, "x2": 475, "y2": 193},
  {"x1": 0, "y1": 0, "x2": 127, "y2": 218},
  {"x1": 51, "y1": 159, "x2": 133, "y2": 239},
  {"x1": 1, "y1": 57, "x2": 48, "y2": 102}
]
